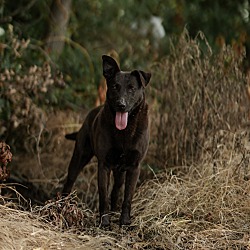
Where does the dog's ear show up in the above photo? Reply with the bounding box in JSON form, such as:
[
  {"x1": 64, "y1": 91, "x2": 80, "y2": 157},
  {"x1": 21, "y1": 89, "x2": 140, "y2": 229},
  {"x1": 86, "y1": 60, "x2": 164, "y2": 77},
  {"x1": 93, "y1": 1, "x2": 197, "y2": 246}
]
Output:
[
  {"x1": 102, "y1": 55, "x2": 120, "y2": 80},
  {"x1": 131, "y1": 70, "x2": 151, "y2": 88}
]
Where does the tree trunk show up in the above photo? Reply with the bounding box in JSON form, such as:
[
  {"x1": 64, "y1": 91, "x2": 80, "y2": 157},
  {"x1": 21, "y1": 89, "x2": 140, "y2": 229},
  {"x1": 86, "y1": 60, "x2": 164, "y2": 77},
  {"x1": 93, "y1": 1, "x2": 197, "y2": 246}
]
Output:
[{"x1": 45, "y1": 0, "x2": 72, "y2": 58}]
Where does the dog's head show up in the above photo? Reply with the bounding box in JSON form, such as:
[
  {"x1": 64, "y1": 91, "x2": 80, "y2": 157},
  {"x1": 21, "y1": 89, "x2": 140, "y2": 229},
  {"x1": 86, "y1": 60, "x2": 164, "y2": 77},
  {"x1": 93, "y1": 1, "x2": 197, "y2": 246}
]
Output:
[{"x1": 102, "y1": 55, "x2": 151, "y2": 130}]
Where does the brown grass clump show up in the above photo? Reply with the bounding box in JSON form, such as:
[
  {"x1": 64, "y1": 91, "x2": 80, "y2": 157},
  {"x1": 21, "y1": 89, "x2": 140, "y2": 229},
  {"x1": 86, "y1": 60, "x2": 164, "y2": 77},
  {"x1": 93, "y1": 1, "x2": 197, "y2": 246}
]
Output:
[
  {"x1": 35, "y1": 192, "x2": 96, "y2": 231},
  {"x1": 0, "y1": 141, "x2": 12, "y2": 181},
  {"x1": 0, "y1": 202, "x2": 122, "y2": 250},
  {"x1": 149, "y1": 30, "x2": 249, "y2": 167},
  {"x1": 130, "y1": 129, "x2": 250, "y2": 249}
]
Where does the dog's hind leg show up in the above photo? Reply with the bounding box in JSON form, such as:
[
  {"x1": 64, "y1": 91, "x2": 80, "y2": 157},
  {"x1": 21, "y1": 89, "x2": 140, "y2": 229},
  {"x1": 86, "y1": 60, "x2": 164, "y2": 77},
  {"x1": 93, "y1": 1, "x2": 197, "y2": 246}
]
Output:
[{"x1": 62, "y1": 136, "x2": 93, "y2": 195}]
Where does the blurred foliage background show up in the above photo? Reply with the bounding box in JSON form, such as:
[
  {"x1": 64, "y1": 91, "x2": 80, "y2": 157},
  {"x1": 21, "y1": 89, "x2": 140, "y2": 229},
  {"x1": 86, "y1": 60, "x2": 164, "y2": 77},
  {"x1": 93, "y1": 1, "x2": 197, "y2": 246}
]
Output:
[
  {"x1": 1, "y1": 0, "x2": 249, "y2": 100},
  {"x1": 0, "y1": 0, "x2": 249, "y2": 160}
]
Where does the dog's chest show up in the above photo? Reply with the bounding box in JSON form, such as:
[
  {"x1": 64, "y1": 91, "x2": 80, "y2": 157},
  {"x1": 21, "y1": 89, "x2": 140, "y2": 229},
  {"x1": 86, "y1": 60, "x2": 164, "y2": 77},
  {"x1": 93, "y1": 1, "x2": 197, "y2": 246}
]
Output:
[
  {"x1": 104, "y1": 130, "x2": 145, "y2": 170},
  {"x1": 96, "y1": 105, "x2": 148, "y2": 170},
  {"x1": 105, "y1": 146, "x2": 141, "y2": 171}
]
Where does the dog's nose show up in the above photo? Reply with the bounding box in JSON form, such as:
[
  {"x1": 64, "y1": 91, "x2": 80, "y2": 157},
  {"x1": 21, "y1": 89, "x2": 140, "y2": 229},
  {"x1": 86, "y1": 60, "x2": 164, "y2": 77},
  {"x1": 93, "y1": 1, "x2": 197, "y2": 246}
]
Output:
[{"x1": 116, "y1": 99, "x2": 126, "y2": 110}]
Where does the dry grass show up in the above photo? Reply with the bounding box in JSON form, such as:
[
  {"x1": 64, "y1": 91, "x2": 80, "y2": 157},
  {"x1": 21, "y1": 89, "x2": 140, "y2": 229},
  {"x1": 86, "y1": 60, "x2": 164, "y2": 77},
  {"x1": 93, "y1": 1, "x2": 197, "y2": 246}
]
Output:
[
  {"x1": 132, "y1": 130, "x2": 250, "y2": 249},
  {"x1": 0, "y1": 203, "x2": 122, "y2": 250},
  {"x1": 149, "y1": 30, "x2": 249, "y2": 167},
  {"x1": 1, "y1": 129, "x2": 250, "y2": 249}
]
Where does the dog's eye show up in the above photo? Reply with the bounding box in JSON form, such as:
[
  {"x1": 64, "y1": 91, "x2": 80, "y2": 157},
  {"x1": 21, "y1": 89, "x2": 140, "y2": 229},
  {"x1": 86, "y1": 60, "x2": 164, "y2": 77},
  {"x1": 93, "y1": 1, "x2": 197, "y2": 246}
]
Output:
[
  {"x1": 112, "y1": 84, "x2": 120, "y2": 90},
  {"x1": 128, "y1": 84, "x2": 135, "y2": 92}
]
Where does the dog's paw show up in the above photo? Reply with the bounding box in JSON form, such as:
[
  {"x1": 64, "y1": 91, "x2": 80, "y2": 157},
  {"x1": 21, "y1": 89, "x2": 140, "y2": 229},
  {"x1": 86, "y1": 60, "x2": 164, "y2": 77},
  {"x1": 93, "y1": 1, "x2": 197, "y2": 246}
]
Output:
[
  {"x1": 120, "y1": 213, "x2": 131, "y2": 226},
  {"x1": 99, "y1": 214, "x2": 111, "y2": 228}
]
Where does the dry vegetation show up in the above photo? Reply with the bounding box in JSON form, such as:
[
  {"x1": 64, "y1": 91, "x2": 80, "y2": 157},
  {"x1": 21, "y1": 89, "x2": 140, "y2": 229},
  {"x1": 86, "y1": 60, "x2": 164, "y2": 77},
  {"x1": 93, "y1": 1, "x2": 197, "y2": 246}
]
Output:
[
  {"x1": 1, "y1": 130, "x2": 250, "y2": 249},
  {"x1": 1, "y1": 31, "x2": 250, "y2": 249},
  {"x1": 0, "y1": 62, "x2": 65, "y2": 152}
]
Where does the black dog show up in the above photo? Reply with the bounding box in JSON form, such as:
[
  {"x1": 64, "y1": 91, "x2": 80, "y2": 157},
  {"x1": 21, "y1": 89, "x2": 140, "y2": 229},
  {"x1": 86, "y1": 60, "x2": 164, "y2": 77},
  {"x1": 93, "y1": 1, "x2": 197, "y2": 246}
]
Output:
[{"x1": 63, "y1": 55, "x2": 151, "y2": 227}]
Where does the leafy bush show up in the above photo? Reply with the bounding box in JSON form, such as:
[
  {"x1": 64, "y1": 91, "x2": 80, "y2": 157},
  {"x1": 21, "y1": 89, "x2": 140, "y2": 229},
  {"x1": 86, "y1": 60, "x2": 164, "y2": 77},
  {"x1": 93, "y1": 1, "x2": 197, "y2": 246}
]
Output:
[
  {"x1": 0, "y1": 64, "x2": 65, "y2": 150},
  {"x1": 0, "y1": 26, "x2": 66, "y2": 151}
]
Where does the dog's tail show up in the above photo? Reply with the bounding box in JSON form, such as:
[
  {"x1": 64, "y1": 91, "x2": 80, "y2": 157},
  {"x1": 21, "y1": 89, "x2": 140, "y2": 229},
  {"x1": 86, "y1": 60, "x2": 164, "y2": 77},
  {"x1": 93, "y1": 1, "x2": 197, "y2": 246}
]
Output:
[{"x1": 65, "y1": 132, "x2": 78, "y2": 141}]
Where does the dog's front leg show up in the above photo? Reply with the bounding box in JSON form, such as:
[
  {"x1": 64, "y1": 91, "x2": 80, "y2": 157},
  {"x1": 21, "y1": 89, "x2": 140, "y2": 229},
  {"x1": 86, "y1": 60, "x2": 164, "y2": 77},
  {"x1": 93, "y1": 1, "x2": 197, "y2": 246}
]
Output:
[
  {"x1": 111, "y1": 169, "x2": 126, "y2": 211},
  {"x1": 98, "y1": 163, "x2": 111, "y2": 227},
  {"x1": 120, "y1": 165, "x2": 140, "y2": 225}
]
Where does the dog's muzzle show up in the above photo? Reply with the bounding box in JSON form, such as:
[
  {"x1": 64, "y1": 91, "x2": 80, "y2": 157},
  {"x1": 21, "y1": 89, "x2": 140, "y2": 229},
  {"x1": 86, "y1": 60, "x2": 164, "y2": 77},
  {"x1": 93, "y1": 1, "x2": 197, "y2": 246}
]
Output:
[{"x1": 116, "y1": 98, "x2": 127, "y2": 110}]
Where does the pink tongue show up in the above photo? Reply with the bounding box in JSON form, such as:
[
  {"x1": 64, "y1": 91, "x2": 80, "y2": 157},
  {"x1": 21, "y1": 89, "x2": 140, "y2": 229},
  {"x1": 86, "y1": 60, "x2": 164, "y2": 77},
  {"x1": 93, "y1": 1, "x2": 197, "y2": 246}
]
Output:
[{"x1": 115, "y1": 112, "x2": 128, "y2": 130}]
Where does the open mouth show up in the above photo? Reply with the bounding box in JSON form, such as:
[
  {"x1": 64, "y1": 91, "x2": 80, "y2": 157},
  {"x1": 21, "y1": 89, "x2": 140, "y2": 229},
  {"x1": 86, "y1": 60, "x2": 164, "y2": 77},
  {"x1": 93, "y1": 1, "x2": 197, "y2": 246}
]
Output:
[{"x1": 115, "y1": 112, "x2": 128, "y2": 130}]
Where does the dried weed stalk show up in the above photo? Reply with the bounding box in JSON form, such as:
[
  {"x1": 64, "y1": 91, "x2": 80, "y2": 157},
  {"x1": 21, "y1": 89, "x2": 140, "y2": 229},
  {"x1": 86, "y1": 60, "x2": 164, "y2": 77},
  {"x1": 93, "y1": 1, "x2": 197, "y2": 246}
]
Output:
[
  {"x1": 130, "y1": 129, "x2": 250, "y2": 249},
  {"x1": 0, "y1": 141, "x2": 12, "y2": 181},
  {"x1": 34, "y1": 191, "x2": 95, "y2": 231},
  {"x1": 150, "y1": 30, "x2": 249, "y2": 167}
]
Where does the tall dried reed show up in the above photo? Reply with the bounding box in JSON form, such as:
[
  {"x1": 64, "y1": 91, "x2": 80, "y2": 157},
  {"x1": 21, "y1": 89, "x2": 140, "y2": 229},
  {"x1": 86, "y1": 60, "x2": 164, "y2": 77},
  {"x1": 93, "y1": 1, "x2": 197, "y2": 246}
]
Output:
[{"x1": 149, "y1": 30, "x2": 249, "y2": 167}]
